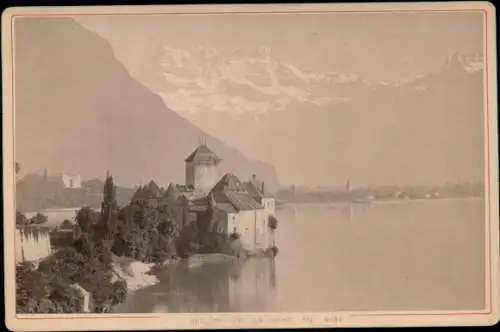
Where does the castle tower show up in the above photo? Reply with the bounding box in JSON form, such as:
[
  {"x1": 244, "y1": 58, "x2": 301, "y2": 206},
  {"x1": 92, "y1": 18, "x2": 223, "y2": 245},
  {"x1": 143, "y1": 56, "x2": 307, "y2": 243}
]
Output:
[{"x1": 184, "y1": 137, "x2": 221, "y2": 192}]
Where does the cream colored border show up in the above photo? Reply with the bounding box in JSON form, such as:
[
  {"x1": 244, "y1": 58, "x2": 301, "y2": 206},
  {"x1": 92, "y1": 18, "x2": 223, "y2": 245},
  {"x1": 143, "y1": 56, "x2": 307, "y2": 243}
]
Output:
[{"x1": 2, "y1": 2, "x2": 499, "y2": 330}]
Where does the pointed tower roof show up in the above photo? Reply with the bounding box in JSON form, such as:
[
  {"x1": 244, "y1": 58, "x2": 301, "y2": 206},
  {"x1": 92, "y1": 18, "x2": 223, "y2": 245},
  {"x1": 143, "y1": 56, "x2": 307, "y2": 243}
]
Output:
[
  {"x1": 144, "y1": 180, "x2": 162, "y2": 197},
  {"x1": 164, "y1": 182, "x2": 183, "y2": 198},
  {"x1": 185, "y1": 142, "x2": 221, "y2": 164}
]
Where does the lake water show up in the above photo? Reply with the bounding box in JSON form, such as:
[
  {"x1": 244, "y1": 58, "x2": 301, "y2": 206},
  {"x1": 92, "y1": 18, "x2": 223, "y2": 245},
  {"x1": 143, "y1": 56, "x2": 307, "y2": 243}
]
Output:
[{"x1": 115, "y1": 198, "x2": 486, "y2": 313}]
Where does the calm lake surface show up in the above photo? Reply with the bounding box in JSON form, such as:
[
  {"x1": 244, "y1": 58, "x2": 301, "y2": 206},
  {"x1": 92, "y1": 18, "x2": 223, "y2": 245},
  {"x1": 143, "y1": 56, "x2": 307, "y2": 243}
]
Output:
[{"x1": 115, "y1": 198, "x2": 486, "y2": 313}]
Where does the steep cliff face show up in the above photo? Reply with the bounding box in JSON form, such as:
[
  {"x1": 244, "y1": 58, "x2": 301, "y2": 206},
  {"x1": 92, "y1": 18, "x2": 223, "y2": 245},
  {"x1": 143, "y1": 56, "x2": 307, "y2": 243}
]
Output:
[{"x1": 13, "y1": 18, "x2": 279, "y2": 190}]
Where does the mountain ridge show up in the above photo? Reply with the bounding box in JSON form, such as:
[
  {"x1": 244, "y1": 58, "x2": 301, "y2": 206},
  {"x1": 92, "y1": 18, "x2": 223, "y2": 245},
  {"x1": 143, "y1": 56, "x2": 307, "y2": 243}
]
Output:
[
  {"x1": 152, "y1": 44, "x2": 484, "y2": 117},
  {"x1": 147, "y1": 45, "x2": 485, "y2": 186}
]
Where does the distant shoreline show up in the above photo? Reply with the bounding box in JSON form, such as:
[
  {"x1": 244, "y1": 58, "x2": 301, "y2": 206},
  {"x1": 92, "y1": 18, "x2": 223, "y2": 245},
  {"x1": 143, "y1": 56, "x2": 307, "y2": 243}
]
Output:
[{"x1": 276, "y1": 195, "x2": 485, "y2": 208}]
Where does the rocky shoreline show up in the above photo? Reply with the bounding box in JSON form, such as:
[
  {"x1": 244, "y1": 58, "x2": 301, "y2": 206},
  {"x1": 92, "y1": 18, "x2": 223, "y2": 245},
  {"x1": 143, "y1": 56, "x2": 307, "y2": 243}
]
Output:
[{"x1": 111, "y1": 247, "x2": 279, "y2": 293}]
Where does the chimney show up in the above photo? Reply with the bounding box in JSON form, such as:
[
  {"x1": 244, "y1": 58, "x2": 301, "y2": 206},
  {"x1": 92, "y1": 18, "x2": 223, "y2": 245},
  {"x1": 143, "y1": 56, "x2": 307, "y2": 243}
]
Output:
[
  {"x1": 261, "y1": 182, "x2": 265, "y2": 195},
  {"x1": 251, "y1": 174, "x2": 257, "y2": 181}
]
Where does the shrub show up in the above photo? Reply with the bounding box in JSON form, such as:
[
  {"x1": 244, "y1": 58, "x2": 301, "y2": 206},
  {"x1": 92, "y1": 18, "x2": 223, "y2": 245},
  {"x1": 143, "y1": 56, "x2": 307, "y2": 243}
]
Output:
[
  {"x1": 29, "y1": 212, "x2": 48, "y2": 225},
  {"x1": 16, "y1": 211, "x2": 29, "y2": 227},
  {"x1": 49, "y1": 230, "x2": 75, "y2": 249},
  {"x1": 60, "y1": 219, "x2": 73, "y2": 229},
  {"x1": 16, "y1": 261, "x2": 84, "y2": 313},
  {"x1": 37, "y1": 247, "x2": 86, "y2": 283},
  {"x1": 110, "y1": 280, "x2": 128, "y2": 305},
  {"x1": 75, "y1": 206, "x2": 100, "y2": 233},
  {"x1": 48, "y1": 283, "x2": 84, "y2": 313},
  {"x1": 229, "y1": 232, "x2": 241, "y2": 241},
  {"x1": 268, "y1": 215, "x2": 278, "y2": 230}
]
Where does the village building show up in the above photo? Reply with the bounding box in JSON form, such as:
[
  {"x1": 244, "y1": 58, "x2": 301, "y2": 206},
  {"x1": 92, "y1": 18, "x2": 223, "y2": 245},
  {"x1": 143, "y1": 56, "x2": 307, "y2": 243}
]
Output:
[
  {"x1": 161, "y1": 141, "x2": 277, "y2": 253},
  {"x1": 20, "y1": 169, "x2": 82, "y2": 189}
]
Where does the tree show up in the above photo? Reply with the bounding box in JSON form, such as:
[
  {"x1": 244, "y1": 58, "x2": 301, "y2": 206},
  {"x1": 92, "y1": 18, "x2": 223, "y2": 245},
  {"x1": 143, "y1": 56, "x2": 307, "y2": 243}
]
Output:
[
  {"x1": 29, "y1": 212, "x2": 48, "y2": 225},
  {"x1": 75, "y1": 206, "x2": 99, "y2": 233},
  {"x1": 113, "y1": 186, "x2": 179, "y2": 262},
  {"x1": 60, "y1": 219, "x2": 73, "y2": 229},
  {"x1": 268, "y1": 215, "x2": 278, "y2": 231},
  {"x1": 73, "y1": 233, "x2": 95, "y2": 258},
  {"x1": 16, "y1": 210, "x2": 29, "y2": 226},
  {"x1": 98, "y1": 174, "x2": 119, "y2": 249}
]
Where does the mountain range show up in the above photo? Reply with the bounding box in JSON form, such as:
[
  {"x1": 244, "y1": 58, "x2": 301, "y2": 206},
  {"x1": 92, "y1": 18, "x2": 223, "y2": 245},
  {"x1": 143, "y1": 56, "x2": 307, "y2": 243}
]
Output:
[
  {"x1": 135, "y1": 45, "x2": 485, "y2": 186},
  {"x1": 13, "y1": 18, "x2": 280, "y2": 190}
]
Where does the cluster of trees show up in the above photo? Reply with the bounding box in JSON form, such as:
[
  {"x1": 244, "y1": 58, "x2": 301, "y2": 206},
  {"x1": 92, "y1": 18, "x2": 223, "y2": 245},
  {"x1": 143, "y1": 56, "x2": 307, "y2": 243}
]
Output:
[
  {"x1": 16, "y1": 261, "x2": 85, "y2": 313},
  {"x1": 110, "y1": 181, "x2": 236, "y2": 262},
  {"x1": 16, "y1": 211, "x2": 48, "y2": 226},
  {"x1": 17, "y1": 246, "x2": 127, "y2": 313},
  {"x1": 108, "y1": 181, "x2": 237, "y2": 262},
  {"x1": 176, "y1": 221, "x2": 233, "y2": 258},
  {"x1": 111, "y1": 196, "x2": 180, "y2": 263},
  {"x1": 16, "y1": 175, "x2": 128, "y2": 313}
]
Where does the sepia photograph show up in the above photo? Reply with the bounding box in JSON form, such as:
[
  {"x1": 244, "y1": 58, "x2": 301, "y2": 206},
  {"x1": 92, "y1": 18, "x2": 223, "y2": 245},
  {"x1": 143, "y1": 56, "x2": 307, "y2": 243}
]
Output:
[{"x1": 2, "y1": 2, "x2": 499, "y2": 330}]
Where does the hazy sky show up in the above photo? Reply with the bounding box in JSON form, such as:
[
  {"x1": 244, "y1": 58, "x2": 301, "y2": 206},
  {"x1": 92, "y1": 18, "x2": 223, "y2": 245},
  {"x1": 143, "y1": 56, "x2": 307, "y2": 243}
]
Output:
[{"x1": 76, "y1": 11, "x2": 483, "y2": 83}]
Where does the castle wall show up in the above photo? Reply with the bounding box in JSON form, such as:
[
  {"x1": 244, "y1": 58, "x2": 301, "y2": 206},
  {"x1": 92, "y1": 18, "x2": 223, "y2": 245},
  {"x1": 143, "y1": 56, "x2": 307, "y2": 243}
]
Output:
[
  {"x1": 227, "y1": 209, "x2": 267, "y2": 252},
  {"x1": 261, "y1": 197, "x2": 276, "y2": 217},
  {"x1": 15, "y1": 227, "x2": 52, "y2": 264}
]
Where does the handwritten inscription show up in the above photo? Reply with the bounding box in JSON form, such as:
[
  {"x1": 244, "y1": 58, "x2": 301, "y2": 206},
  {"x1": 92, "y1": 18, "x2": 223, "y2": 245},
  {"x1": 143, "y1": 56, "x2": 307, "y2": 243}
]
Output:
[
  {"x1": 271, "y1": 315, "x2": 293, "y2": 323},
  {"x1": 324, "y1": 313, "x2": 343, "y2": 325},
  {"x1": 190, "y1": 313, "x2": 343, "y2": 328}
]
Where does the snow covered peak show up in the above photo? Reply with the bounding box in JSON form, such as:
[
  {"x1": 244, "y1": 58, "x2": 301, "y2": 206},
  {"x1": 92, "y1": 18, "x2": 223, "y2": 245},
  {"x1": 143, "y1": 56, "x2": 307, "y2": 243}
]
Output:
[
  {"x1": 157, "y1": 45, "x2": 364, "y2": 115},
  {"x1": 156, "y1": 46, "x2": 483, "y2": 116},
  {"x1": 442, "y1": 52, "x2": 484, "y2": 73}
]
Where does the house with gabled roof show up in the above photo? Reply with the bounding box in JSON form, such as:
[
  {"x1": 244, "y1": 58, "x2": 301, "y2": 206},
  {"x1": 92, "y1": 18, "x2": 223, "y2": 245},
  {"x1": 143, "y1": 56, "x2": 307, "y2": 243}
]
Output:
[{"x1": 209, "y1": 173, "x2": 274, "y2": 251}]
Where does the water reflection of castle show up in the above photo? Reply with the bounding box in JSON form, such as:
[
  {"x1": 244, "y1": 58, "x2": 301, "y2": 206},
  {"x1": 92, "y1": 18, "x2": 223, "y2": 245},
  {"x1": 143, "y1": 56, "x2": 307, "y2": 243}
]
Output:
[{"x1": 115, "y1": 258, "x2": 277, "y2": 313}]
